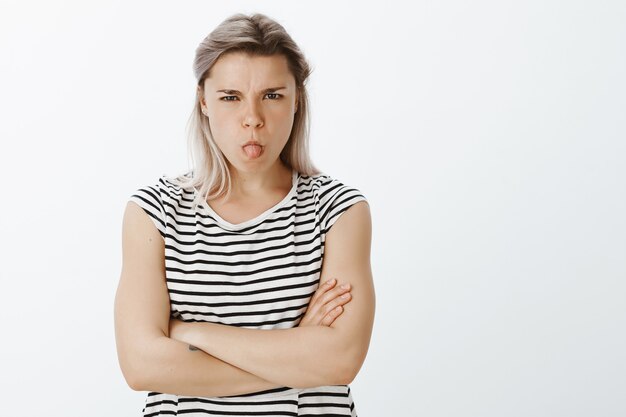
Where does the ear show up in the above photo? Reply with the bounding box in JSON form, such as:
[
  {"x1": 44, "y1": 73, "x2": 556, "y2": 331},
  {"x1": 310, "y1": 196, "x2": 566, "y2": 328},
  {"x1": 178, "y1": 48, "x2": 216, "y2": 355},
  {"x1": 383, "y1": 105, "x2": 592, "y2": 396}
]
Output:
[
  {"x1": 197, "y1": 86, "x2": 206, "y2": 108},
  {"x1": 295, "y1": 89, "x2": 299, "y2": 113}
]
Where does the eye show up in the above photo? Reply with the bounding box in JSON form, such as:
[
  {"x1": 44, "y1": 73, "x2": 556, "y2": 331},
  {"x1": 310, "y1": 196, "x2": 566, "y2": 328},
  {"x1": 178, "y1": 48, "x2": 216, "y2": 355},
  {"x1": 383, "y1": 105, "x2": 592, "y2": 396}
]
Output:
[{"x1": 219, "y1": 93, "x2": 282, "y2": 102}]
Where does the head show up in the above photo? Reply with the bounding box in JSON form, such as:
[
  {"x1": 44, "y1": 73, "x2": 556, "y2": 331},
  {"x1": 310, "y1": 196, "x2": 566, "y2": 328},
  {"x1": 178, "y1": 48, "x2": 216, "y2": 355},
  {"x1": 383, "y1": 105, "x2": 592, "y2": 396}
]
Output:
[
  {"x1": 199, "y1": 52, "x2": 297, "y2": 179},
  {"x1": 176, "y1": 13, "x2": 320, "y2": 206}
]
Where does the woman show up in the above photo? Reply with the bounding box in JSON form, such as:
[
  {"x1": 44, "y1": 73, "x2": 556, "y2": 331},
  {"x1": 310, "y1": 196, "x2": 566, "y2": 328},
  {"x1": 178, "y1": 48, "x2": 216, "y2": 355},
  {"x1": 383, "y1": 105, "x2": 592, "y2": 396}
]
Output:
[{"x1": 114, "y1": 12, "x2": 375, "y2": 416}]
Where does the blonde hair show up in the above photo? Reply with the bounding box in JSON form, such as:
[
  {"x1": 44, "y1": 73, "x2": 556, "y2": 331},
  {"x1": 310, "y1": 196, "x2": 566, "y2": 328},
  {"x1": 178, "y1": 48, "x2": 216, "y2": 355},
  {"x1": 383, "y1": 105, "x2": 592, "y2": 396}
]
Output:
[{"x1": 173, "y1": 13, "x2": 321, "y2": 208}]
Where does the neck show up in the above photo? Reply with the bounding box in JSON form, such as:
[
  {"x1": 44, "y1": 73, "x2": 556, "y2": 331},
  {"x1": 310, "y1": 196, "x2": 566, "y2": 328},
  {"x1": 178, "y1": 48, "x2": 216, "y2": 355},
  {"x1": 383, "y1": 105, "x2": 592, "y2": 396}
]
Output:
[{"x1": 227, "y1": 161, "x2": 293, "y2": 199}]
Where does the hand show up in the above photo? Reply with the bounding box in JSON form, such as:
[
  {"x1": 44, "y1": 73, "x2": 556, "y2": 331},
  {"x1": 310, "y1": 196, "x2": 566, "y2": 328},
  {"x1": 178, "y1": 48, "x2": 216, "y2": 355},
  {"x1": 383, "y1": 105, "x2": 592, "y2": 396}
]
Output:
[{"x1": 298, "y1": 278, "x2": 352, "y2": 327}]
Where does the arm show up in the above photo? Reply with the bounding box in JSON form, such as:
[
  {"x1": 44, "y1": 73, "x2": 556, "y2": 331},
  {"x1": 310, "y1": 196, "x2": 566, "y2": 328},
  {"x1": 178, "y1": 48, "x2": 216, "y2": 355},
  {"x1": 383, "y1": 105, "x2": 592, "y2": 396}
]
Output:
[
  {"x1": 169, "y1": 201, "x2": 376, "y2": 387},
  {"x1": 170, "y1": 319, "x2": 347, "y2": 389},
  {"x1": 114, "y1": 201, "x2": 282, "y2": 397}
]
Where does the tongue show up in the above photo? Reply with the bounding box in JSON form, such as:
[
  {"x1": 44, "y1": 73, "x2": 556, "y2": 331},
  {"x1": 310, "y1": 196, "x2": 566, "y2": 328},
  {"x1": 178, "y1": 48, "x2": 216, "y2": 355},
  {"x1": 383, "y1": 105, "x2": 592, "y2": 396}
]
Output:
[{"x1": 244, "y1": 145, "x2": 262, "y2": 158}]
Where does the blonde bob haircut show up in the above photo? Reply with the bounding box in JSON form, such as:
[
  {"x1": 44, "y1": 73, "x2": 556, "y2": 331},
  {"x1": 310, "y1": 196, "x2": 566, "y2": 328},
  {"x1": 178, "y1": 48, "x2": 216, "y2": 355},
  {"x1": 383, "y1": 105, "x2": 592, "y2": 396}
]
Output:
[{"x1": 174, "y1": 13, "x2": 321, "y2": 209}]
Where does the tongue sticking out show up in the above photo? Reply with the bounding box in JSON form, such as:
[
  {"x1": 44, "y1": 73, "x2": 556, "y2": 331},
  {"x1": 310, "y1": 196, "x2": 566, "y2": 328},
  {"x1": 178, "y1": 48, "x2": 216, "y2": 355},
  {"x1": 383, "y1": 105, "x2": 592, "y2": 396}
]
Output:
[{"x1": 243, "y1": 144, "x2": 263, "y2": 159}]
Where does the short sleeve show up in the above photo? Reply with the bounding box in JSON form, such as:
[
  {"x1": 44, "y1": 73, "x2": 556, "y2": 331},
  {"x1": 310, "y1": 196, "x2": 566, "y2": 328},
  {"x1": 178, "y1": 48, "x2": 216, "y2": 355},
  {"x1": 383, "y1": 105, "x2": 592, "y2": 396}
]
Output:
[
  {"x1": 128, "y1": 178, "x2": 167, "y2": 239},
  {"x1": 319, "y1": 178, "x2": 368, "y2": 234}
]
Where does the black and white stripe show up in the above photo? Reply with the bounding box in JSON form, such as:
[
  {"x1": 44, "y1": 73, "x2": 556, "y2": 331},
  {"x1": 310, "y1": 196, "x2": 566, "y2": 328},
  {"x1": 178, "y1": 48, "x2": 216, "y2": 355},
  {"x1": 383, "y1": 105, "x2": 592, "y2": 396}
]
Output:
[{"x1": 130, "y1": 170, "x2": 366, "y2": 416}]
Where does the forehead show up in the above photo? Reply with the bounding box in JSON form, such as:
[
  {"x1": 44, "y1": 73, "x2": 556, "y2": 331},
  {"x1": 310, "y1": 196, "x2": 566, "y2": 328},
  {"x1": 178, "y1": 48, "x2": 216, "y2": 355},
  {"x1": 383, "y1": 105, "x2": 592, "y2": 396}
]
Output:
[{"x1": 206, "y1": 52, "x2": 294, "y2": 86}]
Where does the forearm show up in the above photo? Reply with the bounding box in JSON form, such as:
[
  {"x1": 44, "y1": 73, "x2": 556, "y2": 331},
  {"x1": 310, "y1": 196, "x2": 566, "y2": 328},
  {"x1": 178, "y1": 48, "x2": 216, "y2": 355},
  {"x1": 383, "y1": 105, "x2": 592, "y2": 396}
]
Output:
[
  {"x1": 183, "y1": 322, "x2": 350, "y2": 389},
  {"x1": 135, "y1": 335, "x2": 283, "y2": 397}
]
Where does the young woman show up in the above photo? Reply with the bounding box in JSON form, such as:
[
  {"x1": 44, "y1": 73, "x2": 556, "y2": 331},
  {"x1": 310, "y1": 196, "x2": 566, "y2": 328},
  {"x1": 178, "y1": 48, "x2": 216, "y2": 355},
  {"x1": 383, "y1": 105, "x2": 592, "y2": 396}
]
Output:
[{"x1": 114, "y1": 12, "x2": 375, "y2": 416}]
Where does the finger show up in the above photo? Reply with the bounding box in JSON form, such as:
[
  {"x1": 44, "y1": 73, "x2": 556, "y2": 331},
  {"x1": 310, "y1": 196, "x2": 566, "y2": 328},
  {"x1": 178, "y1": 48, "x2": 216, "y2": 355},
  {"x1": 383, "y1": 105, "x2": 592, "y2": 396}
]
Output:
[
  {"x1": 317, "y1": 291, "x2": 350, "y2": 323},
  {"x1": 306, "y1": 279, "x2": 347, "y2": 325},
  {"x1": 318, "y1": 282, "x2": 351, "y2": 306},
  {"x1": 310, "y1": 278, "x2": 337, "y2": 306},
  {"x1": 299, "y1": 286, "x2": 334, "y2": 327},
  {"x1": 327, "y1": 291, "x2": 352, "y2": 313},
  {"x1": 321, "y1": 305, "x2": 343, "y2": 326},
  {"x1": 321, "y1": 306, "x2": 341, "y2": 326}
]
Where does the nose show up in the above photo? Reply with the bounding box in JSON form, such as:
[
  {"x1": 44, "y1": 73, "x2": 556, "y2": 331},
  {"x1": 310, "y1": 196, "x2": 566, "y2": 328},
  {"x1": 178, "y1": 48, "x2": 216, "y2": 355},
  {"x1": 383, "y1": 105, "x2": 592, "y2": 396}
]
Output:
[{"x1": 242, "y1": 100, "x2": 264, "y2": 128}]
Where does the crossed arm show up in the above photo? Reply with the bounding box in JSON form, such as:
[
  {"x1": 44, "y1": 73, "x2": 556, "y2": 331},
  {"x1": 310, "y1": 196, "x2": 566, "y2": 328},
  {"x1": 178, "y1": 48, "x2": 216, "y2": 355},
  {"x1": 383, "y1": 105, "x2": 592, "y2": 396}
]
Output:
[{"x1": 167, "y1": 201, "x2": 375, "y2": 389}]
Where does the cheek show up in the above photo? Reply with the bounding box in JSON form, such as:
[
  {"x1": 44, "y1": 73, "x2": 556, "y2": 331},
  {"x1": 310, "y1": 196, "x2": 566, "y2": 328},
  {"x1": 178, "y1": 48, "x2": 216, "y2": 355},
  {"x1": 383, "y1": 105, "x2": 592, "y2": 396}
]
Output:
[
  {"x1": 206, "y1": 121, "x2": 232, "y2": 153},
  {"x1": 277, "y1": 111, "x2": 296, "y2": 133},
  {"x1": 206, "y1": 109, "x2": 234, "y2": 135}
]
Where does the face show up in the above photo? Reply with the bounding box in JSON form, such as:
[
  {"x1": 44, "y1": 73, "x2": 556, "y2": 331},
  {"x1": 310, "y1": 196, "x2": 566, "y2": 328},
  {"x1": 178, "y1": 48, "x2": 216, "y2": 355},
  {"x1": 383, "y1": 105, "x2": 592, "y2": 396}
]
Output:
[{"x1": 199, "y1": 52, "x2": 299, "y2": 175}]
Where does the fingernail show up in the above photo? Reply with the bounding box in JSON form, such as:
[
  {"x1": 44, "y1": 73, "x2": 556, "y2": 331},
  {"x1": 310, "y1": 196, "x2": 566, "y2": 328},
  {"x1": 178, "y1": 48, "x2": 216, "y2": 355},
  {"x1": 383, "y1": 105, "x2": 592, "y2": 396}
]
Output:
[
  {"x1": 341, "y1": 284, "x2": 350, "y2": 289},
  {"x1": 327, "y1": 279, "x2": 335, "y2": 285}
]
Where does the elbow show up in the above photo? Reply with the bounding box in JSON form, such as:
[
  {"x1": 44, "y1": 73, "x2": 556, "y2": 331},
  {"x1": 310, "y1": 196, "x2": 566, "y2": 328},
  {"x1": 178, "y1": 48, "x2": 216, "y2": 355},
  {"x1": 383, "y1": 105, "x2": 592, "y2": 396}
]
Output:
[
  {"x1": 119, "y1": 358, "x2": 146, "y2": 391},
  {"x1": 317, "y1": 327, "x2": 367, "y2": 386},
  {"x1": 313, "y1": 345, "x2": 358, "y2": 387},
  {"x1": 116, "y1": 334, "x2": 167, "y2": 392},
  {"x1": 337, "y1": 346, "x2": 368, "y2": 386},
  {"x1": 126, "y1": 373, "x2": 144, "y2": 392},
  {"x1": 126, "y1": 361, "x2": 148, "y2": 391},
  {"x1": 117, "y1": 344, "x2": 153, "y2": 392},
  {"x1": 323, "y1": 353, "x2": 360, "y2": 386},
  {"x1": 337, "y1": 362, "x2": 358, "y2": 386}
]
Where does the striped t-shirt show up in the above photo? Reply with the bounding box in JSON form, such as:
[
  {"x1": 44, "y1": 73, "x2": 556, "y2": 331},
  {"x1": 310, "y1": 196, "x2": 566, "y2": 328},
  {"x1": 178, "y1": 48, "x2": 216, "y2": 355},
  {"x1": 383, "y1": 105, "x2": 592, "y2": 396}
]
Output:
[{"x1": 129, "y1": 169, "x2": 367, "y2": 416}]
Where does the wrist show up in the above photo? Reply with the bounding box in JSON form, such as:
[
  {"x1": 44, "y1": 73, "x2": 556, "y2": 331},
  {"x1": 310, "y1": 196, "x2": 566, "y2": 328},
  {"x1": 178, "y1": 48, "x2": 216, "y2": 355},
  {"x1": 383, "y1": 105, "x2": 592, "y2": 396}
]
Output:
[{"x1": 169, "y1": 318, "x2": 194, "y2": 345}]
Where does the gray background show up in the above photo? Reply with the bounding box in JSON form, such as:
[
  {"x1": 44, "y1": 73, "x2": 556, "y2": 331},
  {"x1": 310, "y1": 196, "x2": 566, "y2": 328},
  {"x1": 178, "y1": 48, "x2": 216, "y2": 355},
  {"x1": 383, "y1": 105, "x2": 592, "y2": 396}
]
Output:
[{"x1": 0, "y1": 0, "x2": 624, "y2": 415}]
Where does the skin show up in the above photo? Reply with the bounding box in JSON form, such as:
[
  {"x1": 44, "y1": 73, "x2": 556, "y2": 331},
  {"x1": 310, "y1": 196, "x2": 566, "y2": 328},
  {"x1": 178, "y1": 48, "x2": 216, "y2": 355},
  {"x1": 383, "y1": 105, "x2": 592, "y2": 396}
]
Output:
[
  {"x1": 165, "y1": 53, "x2": 375, "y2": 389},
  {"x1": 167, "y1": 199, "x2": 374, "y2": 388},
  {"x1": 114, "y1": 50, "x2": 373, "y2": 395},
  {"x1": 198, "y1": 52, "x2": 299, "y2": 223},
  {"x1": 183, "y1": 51, "x2": 354, "y2": 348}
]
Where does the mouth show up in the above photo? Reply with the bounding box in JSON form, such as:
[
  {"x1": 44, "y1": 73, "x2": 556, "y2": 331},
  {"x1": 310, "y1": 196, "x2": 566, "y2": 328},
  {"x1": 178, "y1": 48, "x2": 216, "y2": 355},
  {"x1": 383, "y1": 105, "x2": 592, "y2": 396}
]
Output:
[
  {"x1": 242, "y1": 143, "x2": 264, "y2": 159},
  {"x1": 243, "y1": 140, "x2": 262, "y2": 147}
]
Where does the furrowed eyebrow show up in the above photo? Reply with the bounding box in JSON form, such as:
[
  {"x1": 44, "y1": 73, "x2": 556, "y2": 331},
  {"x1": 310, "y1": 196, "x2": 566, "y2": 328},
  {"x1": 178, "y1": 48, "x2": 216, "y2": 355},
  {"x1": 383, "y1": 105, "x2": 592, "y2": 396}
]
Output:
[{"x1": 216, "y1": 87, "x2": 287, "y2": 94}]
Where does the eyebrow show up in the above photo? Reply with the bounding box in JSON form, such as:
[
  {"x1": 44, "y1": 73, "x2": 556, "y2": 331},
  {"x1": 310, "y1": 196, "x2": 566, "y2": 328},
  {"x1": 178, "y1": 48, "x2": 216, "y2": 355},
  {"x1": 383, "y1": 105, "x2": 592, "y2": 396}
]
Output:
[{"x1": 216, "y1": 87, "x2": 287, "y2": 94}]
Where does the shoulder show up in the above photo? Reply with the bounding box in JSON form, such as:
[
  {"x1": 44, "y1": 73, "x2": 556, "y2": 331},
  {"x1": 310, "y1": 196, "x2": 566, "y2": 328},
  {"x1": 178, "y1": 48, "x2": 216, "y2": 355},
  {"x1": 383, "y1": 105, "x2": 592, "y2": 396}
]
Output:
[
  {"x1": 127, "y1": 171, "x2": 192, "y2": 237},
  {"x1": 300, "y1": 172, "x2": 369, "y2": 234},
  {"x1": 130, "y1": 171, "x2": 192, "y2": 204},
  {"x1": 302, "y1": 172, "x2": 366, "y2": 199}
]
